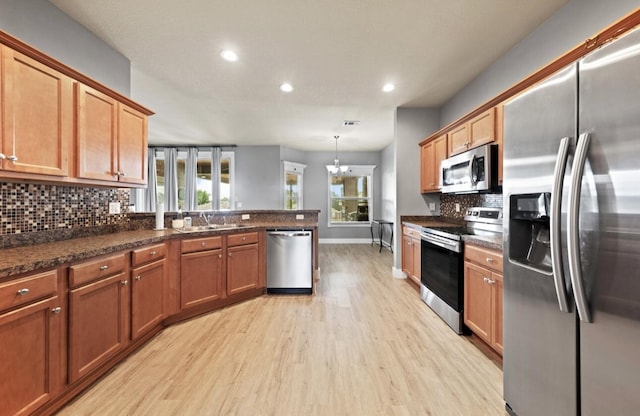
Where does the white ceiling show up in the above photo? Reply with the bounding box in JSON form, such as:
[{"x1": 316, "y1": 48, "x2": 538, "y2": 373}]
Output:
[{"x1": 50, "y1": 0, "x2": 568, "y2": 151}]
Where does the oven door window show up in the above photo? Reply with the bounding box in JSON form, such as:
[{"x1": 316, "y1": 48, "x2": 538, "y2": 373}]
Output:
[{"x1": 421, "y1": 239, "x2": 463, "y2": 311}]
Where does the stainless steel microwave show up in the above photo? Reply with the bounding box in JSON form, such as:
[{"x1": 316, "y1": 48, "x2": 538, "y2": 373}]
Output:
[{"x1": 441, "y1": 144, "x2": 498, "y2": 194}]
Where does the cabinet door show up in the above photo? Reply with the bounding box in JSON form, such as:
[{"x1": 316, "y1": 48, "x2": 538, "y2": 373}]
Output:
[
  {"x1": 181, "y1": 249, "x2": 225, "y2": 309},
  {"x1": 131, "y1": 259, "x2": 165, "y2": 339},
  {"x1": 0, "y1": 296, "x2": 62, "y2": 416},
  {"x1": 76, "y1": 83, "x2": 118, "y2": 182},
  {"x1": 448, "y1": 124, "x2": 469, "y2": 156},
  {"x1": 401, "y1": 235, "x2": 413, "y2": 276},
  {"x1": 1, "y1": 47, "x2": 72, "y2": 176},
  {"x1": 433, "y1": 135, "x2": 447, "y2": 190},
  {"x1": 492, "y1": 272, "x2": 503, "y2": 355},
  {"x1": 227, "y1": 243, "x2": 259, "y2": 296},
  {"x1": 68, "y1": 272, "x2": 129, "y2": 383},
  {"x1": 419, "y1": 141, "x2": 433, "y2": 193},
  {"x1": 411, "y1": 237, "x2": 421, "y2": 283},
  {"x1": 463, "y1": 262, "x2": 492, "y2": 343},
  {"x1": 468, "y1": 107, "x2": 495, "y2": 148},
  {"x1": 117, "y1": 104, "x2": 147, "y2": 185}
]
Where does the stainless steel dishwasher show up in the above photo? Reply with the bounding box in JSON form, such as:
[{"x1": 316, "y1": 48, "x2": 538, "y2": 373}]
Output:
[{"x1": 266, "y1": 229, "x2": 312, "y2": 294}]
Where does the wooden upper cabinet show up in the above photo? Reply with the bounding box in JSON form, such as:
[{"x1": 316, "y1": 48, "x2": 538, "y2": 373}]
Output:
[
  {"x1": 117, "y1": 104, "x2": 147, "y2": 185},
  {"x1": 448, "y1": 107, "x2": 497, "y2": 156},
  {"x1": 76, "y1": 83, "x2": 118, "y2": 182},
  {"x1": 420, "y1": 134, "x2": 447, "y2": 193},
  {"x1": 1, "y1": 46, "x2": 73, "y2": 176},
  {"x1": 77, "y1": 84, "x2": 148, "y2": 185}
]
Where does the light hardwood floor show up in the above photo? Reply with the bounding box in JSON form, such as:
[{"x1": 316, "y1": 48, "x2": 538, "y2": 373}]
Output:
[{"x1": 58, "y1": 244, "x2": 504, "y2": 415}]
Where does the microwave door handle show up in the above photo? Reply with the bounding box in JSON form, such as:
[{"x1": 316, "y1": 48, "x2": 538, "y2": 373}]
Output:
[
  {"x1": 567, "y1": 133, "x2": 592, "y2": 323},
  {"x1": 468, "y1": 155, "x2": 476, "y2": 185},
  {"x1": 550, "y1": 137, "x2": 571, "y2": 313}
]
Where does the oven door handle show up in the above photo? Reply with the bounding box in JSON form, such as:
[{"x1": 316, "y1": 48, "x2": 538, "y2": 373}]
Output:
[{"x1": 420, "y1": 234, "x2": 461, "y2": 253}]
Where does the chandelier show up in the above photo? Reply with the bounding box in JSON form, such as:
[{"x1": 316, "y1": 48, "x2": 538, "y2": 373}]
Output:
[{"x1": 326, "y1": 135, "x2": 348, "y2": 175}]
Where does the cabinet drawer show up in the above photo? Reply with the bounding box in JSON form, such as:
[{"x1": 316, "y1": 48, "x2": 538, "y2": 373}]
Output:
[
  {"x1": 132, "y1": 243, "x2": 166, "y2": 267},
  {"x1": 465, "y1": 244, "x2": 503, "y2": 273},
  {"x1": 403, "y1": 226, "x2": 421, "y2": 239},
  {"x1": 181, "y1": 236, "x2": 223, "y2": 254},
  {"x1": 227, "y1": 232, "x2": 259, "y2": 247},
  {"x1": 69, "y1": 253, "x2": 126, "y2": 288},
  {"x1": 0, "y1": 269, "x2": 58, "y2": 311}
]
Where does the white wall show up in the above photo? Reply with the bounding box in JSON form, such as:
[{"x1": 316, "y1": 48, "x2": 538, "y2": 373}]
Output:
[
  {"x1": 0, "y1": 0, "x2": 131, "y2": 95},
  {"x1": 440, "y1": 0, "x2": 640, "y2": 126}
]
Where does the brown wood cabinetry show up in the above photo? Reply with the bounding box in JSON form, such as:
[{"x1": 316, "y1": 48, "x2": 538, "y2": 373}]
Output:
[
  {"x1": 77, "y1": 84, "x2": 147, "y2": 186},
  {"x1": 0, "y1": 46, "x2": 73, "y2": 177},
  {"x1": 420, "y1": 134, "x2": 447, "y2": 193},
  {"x1": 463, "y1": 244, "x2": 503, "y2": 355},
  {"x1": 0, "y1": 270, "x2": 63, "y2": 416},
  {"x1": 131, "y1": 244, "x2": 165, "y2": 340},
  {"x1": 227, "y1": 232, "x2": 260, "y2": 296},
  {"x1": 68, "y1": 253, "x2": 130, "y2": 383},
  {"x1": 401, "y1": 226, "x2": 422, "y2": 287},
  {"x1": 180, "y1": 236, "x2": 225, "y2": 309},
  {"x1": 448, "y1": 108, "x2": 497, "y2": 156}
]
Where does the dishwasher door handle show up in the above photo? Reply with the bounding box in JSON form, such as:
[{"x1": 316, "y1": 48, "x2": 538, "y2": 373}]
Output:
[{"x1": 268, "y1": 231, "x2": 311, "y2": 237}]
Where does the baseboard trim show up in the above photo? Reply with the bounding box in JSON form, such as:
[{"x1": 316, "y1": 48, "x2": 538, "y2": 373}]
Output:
[{"x1": 392, "y1": 266, "x2": 406, "y2": 279}]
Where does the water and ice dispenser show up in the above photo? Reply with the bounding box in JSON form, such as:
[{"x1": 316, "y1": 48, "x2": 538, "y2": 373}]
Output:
[{"x1": 509, "y1": 193, "x2": 553, "y2": 272}]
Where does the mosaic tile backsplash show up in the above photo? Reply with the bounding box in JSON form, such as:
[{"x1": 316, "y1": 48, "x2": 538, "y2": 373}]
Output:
[
  {"x1": 0, "y1": 182, "x2": 130, "y2": 246},
  {"x1": 440, "y1": 193, "x2": 504, "y2": 220}
]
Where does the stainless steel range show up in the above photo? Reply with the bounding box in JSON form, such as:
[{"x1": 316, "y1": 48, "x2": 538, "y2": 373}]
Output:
[{"x1": 420, "y1": 207, "x2": 502, "y2": 334}]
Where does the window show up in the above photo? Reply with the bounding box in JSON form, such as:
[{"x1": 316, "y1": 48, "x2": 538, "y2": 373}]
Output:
[
  {"x1": 283, "y1": 161, "x2": 306, "y2": 210},
  {"x1": 327, "y1": 165, "x2": 375, "y2": 226}
]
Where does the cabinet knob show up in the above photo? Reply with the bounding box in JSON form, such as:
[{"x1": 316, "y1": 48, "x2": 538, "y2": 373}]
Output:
[
  {"x1": 201, "y1": 242, "x2": 206, "y2": 247},
  {"x1": 100, "y1": 265, "x2": 109, "y2": 271},
  {"x1": 135, "y1": 275, "x2": 141, "y2": 281},
  {"x1": 242, "y1": 237, "x2": 246, "y2": 241},
  {"x1": 119, "y1": 171, "x2": 126, "y2": 177},
  {"x1": 229, "y1": 253, "x2": 233, "y2": 257},
  {"x1": 0, "y1": 153, "x2": 5, "y2": 160},
  {"x1": 7, "y1": 155, "x2": 18, "y2": 162},
  {"x1": 486, "y1": 257, "x2": 495, "y2": 263},
  {"x1": 16, "y1": 288, "x2": 30, "y2": 296},
  {"x1": 121, "y1": 280, "x2": 129, "y2": 286},
  {"x1": 149, "y1": 251, "x2": 157, "y2": 256},
  {"x1": 51, "y1": 307, "x2": 62, "y2": 314},
  {"x1": 218, "y1": 254, "x2": 222, "y2": 259}
]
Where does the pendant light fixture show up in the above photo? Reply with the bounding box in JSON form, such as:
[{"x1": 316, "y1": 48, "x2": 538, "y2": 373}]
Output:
[{"x1": 326, "y1": 135, "x2": 348, "y2": 175}]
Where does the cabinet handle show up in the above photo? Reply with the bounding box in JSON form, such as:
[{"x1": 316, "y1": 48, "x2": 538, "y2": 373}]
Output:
[
  {"x1": 135, "y1": 275, "x2": 141, "y2": 281},
  {"x1": 218, "y1": 254, "x2": 222, "y2": 259},
  {"x1": 487, "y1": 278, "x2": 495, "y2": 285},
  {"x1": 16, "y1": 288, "x2": 30, "y2": 296},
  {"x1": 201, "y1": 242, "x2": 206, "y2": 247},
  {"x1": 0, "y1": 153, "x2": 5, "y2": 160},
  {"x1": 100, "y1": 265, "x2": 109, "y2": 271},
  {"x1": 486, "y1": 257, "x2": 495, "y2": 263},
  {"x1": 121, "y1": 280, "x2": 129, "y2": 286},
  {"x1": 149, "y1": 251, "x2": 157, "y2": 256},
  {"x1": 229, "y1": 253, "x2": 233, "y2": 257},
  {"x1": 7, "y1": 155, "x2": 18, "y2": 162},
  {"x1": 119, "y1": 171, "x2": 126, "y2": 177},
  {"x1": 51, "y1": 307, "x2": 62, "y2": 314},
  {"x1": 242, "y1": 237, "x2": 246, "y2": 241},
  {"x1": 483, "y1": 277, "x2": 489, "y2": 283}
]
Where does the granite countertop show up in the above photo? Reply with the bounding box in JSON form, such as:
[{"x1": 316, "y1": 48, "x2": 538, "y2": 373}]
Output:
[
  {"x1": 0, "y1": 223, "x2": 315, "y2": 280},
  {"x1": 401, "y1": 216, "x2": 503, "y2": 252},
  {"x1": 462, "y1": 234, "x2": 503, "y2": 252}
]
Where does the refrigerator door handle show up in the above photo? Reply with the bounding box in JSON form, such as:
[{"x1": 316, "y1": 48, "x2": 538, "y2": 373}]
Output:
[
  {"x1": 550, "y1": 136, "x2": 571, "y2": 312},
  {"x1": 567, "y1": 133, "x2": 592, "y2": 323}
]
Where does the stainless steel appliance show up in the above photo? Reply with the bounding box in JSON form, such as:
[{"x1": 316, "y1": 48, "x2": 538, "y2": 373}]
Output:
[
  {"x1": 420, "y1": 207, "x2": 502, "y2": 333},
  {"x1": 441, "y1": 143, "x2": 498, "y2": 194},
  {"x1": 503, "y1": 26, "x2": 640, "y2": 416},
  {"x1": 266, "y1": 230, "x2": 313, "y2": 294}
]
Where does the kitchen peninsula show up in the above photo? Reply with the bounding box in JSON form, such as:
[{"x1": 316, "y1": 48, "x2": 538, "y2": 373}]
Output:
[{"x1": 0, "y1": 209, "x2": 318, "y2": 416}]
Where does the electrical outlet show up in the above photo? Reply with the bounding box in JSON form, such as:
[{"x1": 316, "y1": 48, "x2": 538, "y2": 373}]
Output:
[
  {"x1": 429, "y1": 202, "x2": 436, "y2": 211},
  {"x1": 455, "y1": 203, "x2": 461, "y2": 212},
  {"x1": 296, "y1": 214, "x2": 304, "y2": 220},
  {"x1": 108, "y1": 202, "x2": 121, "y2": 215},
  {"x1": 236, "y1": 202, "x2": 243, "y2": 208},
  {"x1": 242, "y1": 214, "x2": 250, "y2": 220}
]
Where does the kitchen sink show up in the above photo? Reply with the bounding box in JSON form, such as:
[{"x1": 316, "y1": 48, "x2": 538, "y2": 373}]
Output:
[{"x1": 173, "y1": 223, "x2": 253, "y2": 233}]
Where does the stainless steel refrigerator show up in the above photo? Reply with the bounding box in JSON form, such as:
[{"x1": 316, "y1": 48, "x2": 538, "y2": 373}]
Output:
[{"x1": 503, "y1": 27, "x2": 640, "y2": 415}]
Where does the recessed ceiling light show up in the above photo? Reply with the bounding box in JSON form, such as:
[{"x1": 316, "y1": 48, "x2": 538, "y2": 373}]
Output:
[
  {"x1": 383, "y1": 83, "x2": 395, "y2": 92},
  {"x1": 220, "y1": 50, "x2": 238, "y2": 62},
  {"x1": 280, "y1": 83, "x2": 294, "y2": 92}
]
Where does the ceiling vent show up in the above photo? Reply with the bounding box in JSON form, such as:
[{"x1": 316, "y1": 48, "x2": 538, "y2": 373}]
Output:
[{"x1": 343, "y1": 120, "x2": 360, "y2": 126}]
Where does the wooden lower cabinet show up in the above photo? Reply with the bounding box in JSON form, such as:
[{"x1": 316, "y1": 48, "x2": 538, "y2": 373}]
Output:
[
  {"x1": 181, "y1": 246, "x2": 225, "y2": 309},
  {"x1": 131, "y1": 259, "x2": 165, "y2": 340},
  {"x1": 463, "y1": 244, "x2": 503, "y2": 355},
  {"x1": 0, "y1": 295, "x2": 62, "y2": 416},
  {"x1": 68, "y1": 270, "x2": 130, "y2": 383},
  {"x1": 401, "y1": 227, "x2": 421, "y2": 287},
  {"x1": 227, "y1": 242, "x2": 260, "y2": 296}
]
